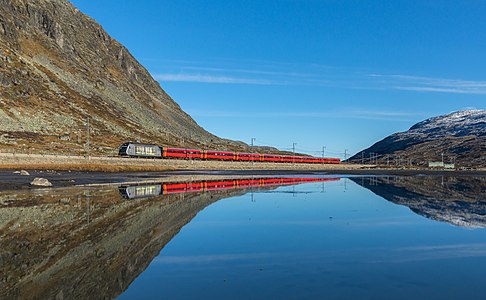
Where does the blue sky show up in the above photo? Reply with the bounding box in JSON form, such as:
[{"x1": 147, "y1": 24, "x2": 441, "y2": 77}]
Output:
[{"x1": 71, "y1": 0, "x2": 485, "y2": 158}]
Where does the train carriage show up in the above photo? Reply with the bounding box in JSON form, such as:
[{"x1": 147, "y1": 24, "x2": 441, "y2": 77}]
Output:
[
  {"x1": 263, "y1": 154, "x2": 283, "y2": 163},
  {"x1": 236, "y1": 152, "x2": 261, "y2": 161},
  {"x1": 163, "y1": 147, "x2": 204, "y2": 159},
  {"x1": 205, "y1": 150, "x2": 235, "y2": 161}
]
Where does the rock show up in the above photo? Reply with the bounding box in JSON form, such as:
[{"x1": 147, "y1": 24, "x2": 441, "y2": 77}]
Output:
[
  {"x1": 20, "y1": 170, "x2": 30, "y2": 176},
  {"x1": 30, "y1": 177, "x2": 53, "y2": 187}
]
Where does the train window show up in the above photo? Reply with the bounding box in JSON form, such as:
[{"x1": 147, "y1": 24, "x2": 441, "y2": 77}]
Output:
[
  {"x1": 145, "y1": 147, "x2": 153, "y2": 154},
  {"x1": 134, "y1": 145, "x2": 156, "y2": 155}
]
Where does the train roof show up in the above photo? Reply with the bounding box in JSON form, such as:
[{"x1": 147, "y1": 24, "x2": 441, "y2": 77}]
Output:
[{"x1": 120, "y1": 142, "x2": 159, "y2": 147}]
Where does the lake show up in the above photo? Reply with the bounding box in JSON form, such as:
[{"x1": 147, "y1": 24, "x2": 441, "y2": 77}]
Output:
[{"x1": 1, "y1": 175, "x2": 485, "y2": 299}]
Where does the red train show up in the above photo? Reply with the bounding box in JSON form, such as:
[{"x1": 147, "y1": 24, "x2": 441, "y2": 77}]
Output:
[{"x1": 118, "y1": 142, "x2": 340, "y2": 164}]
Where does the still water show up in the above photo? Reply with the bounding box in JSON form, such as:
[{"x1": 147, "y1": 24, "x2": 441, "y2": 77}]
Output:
[{"x1": 1, "y1": 175, "x2": 485, "y2": 299}]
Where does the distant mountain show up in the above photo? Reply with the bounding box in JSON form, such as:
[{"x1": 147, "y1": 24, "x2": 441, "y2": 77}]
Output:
[
  {"x1": 349, "y1": 110, "x2": 486, "y2": 168},
  {"x1": 0, "y1": 0, "x2": 259, "y2": 155}
]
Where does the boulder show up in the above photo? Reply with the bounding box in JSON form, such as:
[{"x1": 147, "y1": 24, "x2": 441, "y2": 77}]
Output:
[{"x1": 30, "y1": 177, "x2": 52, "y2": 187}]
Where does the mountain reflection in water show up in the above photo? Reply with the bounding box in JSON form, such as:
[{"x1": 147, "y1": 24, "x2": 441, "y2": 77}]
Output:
[
  {"x1": 352, "y1": 176, "x2": 486, "y2": 228},
  {"x1": 0, "y1": 177, "x2": 338, "y2": 299}
]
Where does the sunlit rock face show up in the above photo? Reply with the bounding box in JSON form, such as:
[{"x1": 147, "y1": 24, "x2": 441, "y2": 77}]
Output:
[
  {"x1": 349, "y1": 110, "x2": 486, "y2": 167},
  {"x1": 0, "y1": 0, "x2": 253, "y2": 154},
  {"x1": 352, "y1": 176, "x2": 486, "y2": 228}
]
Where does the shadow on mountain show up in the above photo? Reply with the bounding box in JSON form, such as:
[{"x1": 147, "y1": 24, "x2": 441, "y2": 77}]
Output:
[
  {"x1": 0, "y1": 183, "x2": 275, "y2": 299},
  {"x1": 352, "y1": 176, "x2": 486, "y2": 228}
]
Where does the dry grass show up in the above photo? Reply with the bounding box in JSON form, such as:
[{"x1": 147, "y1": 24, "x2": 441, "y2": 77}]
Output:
[
  {"x1": 0, "y1": 153, "x2": 363, "y2": 172},
  {"x1": 0, "y1": 163, "x2": 175, "y2": 172}
]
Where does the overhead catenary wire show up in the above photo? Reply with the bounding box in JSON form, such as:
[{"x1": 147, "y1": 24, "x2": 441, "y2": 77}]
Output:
[{"x1": 250, "y1": 140, "x2": 347, "y2": 159}]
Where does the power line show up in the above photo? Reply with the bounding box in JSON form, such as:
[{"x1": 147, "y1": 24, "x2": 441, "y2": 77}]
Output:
[{"x1": 248, "y1": 139, "x2": 348, "y2": 158}]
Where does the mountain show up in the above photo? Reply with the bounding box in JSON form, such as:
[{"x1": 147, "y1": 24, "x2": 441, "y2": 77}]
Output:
[
  {"x1": 351, "y1": 176, "x2": 486, "y2": 228},
  {"x1": 0, "y1": 0, "x2": 256, "y2": 155},
  {"x1": 349, "y1": 110, "x2": 486, "y2": 168}
]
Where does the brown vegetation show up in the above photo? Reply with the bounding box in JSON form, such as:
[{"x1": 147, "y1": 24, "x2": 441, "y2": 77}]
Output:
[{"x1": 0, "y1": 163, "x2": 175, "y2": 172}]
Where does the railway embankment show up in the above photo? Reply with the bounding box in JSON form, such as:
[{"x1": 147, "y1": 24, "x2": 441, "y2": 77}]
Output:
[
  {"x1": 1, "y1": 153, "x2": 484, "y2": 175},
  {"x1": 0, "y1": 152, "x2": 362, "y2": 172}
]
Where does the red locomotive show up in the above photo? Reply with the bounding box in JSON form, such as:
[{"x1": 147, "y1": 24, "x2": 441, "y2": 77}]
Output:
[{"x1": 118, "y1": 142, "x2": 340, "y2": 164}]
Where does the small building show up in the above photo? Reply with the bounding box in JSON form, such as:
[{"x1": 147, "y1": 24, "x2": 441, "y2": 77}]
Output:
[
  {"x1": 428, "y1": 161, "x2": 444, "y2": 168},
  {"x1": 428, "y1": 161, "x2": 455, "y2": 169}
]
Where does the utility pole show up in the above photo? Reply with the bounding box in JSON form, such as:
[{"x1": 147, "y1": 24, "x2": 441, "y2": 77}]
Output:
[
  {"x1": 251, "y1": 138, "x2": 256, "y2": 164},
  {"x1": 361, "y1": 152, "x2": 364, "y2": 165},
  {"x1": 344, "y1": 149, "x2": 348, "y2": 161},
  {"x1": 85, "y1": 116, "x2": 90, "y2": 159},
  {"x1": 321, "y1": 146, "x2": 326, "y2": 164},
  {"x1": 292, "y1": 142, "x2": 297, "y2": 164}
]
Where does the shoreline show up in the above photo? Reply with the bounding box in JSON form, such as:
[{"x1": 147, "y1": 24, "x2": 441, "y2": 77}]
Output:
[
  {"x1": 0, "y1": 153, "x2": 483, "y2": 191},
  {"x1": 0, "y1": 168, "x2": 484, "y2": 192},
  {"x1": 0, "y1": 152, "x2": 484, "y2": 174}
]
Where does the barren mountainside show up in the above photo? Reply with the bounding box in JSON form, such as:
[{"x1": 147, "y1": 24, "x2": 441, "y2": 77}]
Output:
[
  {"x1": 0, "y1": 0, "x2": 256, "y2": 155},
  {"x1": 349, "y1": 110, "x2": 486, "y2": 168}
]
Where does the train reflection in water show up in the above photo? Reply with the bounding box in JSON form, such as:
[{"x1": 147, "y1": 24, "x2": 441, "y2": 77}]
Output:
[{"x1": 119, "y1": 177, "x2": 340, "y2": 199}]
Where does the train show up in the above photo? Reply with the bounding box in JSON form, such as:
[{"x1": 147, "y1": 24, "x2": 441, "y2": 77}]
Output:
[
  {"x1": 119, "y1": 177, "x2": 340, "y2": 199},
  {"x1": 118, "y1": 142, "x2": 341, "y2": 164}
]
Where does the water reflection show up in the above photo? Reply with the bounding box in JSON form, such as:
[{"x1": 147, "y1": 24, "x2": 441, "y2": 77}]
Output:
[
  {"x1": 352, "y1": 176, "x2": 486, "y2": 227},
  {"x1": 119, "y1": 177, "x2": 340, "y2": 199},
  {"x1": 0, "y1": 176, "x2": 338, "y2": 299},
  {"x1": 2, "y1": 175, "x2": 486, "y2": 299}
]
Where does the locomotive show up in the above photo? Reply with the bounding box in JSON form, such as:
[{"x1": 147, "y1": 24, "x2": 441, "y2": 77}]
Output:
[{"x1": 118, "y1": 142, "x2": 340, "y2": 164}]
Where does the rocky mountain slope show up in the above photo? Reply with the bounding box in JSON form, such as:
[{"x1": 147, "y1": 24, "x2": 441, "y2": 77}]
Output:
[
  {"x1": 0, "y1": 0, "x2": 259, "y2": 155},
  {"x1": 349, "y1": 110, "x2": 486, "y2": 168}
]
